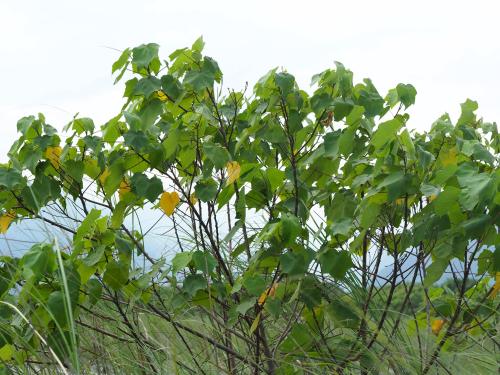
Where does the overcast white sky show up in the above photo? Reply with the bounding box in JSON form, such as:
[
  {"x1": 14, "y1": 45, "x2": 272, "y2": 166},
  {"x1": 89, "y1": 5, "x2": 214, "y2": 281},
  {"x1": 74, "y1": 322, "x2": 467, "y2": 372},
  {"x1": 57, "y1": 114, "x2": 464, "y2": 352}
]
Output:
[{"x1": 1, "y1": 0, "x2": 499, "y2": 160}]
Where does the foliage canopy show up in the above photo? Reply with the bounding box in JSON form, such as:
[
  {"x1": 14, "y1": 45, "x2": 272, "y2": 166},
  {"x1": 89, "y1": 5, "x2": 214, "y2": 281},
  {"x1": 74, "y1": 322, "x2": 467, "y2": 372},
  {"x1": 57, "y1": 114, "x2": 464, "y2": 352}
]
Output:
[{"x1": 0, "y1": 38, "x2": 499, "y2": 374}]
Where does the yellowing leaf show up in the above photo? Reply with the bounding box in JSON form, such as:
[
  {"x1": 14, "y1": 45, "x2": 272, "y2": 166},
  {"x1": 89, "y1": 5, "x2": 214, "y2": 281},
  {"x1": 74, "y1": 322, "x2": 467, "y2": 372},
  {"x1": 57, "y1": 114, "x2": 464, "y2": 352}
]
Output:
[
  {"x1": 249, "y1": 312, "x2": 261, "y2": 334},
  {"x1": 160, "y1": 192, "x2": 180, "y2": 216},
  {"x1": 0, "y1": 210, "x2": 16, "y2": 234},
  {"x1": 431, "y1": 319, "x2": 445, "y2": 335},
  {"x1": 155, "y1": 90, "x2": 168, "y2": 102},
  {"x1": 189, "y1": 193, "x2": 198, "y2": 206},
  {"x1": 83, "y1": 157, "x2": 100, "y2": 179},
  {"x1": 0, "y1": 344, "x2": 13, "y2": 361},
  {"x1": 118, "y1": 179, "x2": 131, "y2": 199},
  {"x1": 489, "y1": 272, "x2": 500, "y2": 299},
  {"x1": 258, "y1": 282, "x2": 279, "y2": 306},
  {"x1": 99, "y1": 168, "x2": 111, "y2": 184},
  {"x1": 428, "y1": 194, "x2": 437, "y2": 202},
  {"x1": 226, "y1": 161, "x2": 241, "y2": 186},
  {"x1": 45, "y1": 146, "x2": 62, "y2": 168},
  {"x1": 440, "y1": 147, "x2": 457, "y2": 167}
]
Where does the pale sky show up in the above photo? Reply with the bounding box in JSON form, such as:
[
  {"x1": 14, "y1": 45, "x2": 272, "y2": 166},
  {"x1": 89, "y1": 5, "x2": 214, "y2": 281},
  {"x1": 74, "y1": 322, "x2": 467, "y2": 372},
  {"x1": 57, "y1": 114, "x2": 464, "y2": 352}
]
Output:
[{"x1": 1, "y1": 0, "x2": 499, "y2": 161}]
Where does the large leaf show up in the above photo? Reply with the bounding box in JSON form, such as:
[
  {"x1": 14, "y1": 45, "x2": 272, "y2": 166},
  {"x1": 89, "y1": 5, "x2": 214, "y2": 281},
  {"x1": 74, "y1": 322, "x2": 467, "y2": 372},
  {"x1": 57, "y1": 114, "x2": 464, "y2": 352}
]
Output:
[
  {"x1": 371, "y1": 117, "x2": 403, "y2": 148},
  {"x1": 318, "y1": 249, "x2": 353, "y2": 279}
]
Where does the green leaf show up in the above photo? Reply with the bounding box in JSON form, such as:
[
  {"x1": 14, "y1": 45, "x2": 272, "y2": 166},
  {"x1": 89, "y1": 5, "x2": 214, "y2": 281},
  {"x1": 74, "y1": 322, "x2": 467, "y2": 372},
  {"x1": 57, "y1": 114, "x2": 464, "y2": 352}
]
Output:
[
  {"x1": 299, "y1": 276, "x2": 322, "y2": 309},
  {"x1": 477, "y1": 249, "x2": 493, "y2": 275},
  {"x1": 371, "y1": 117, "x2": 403, "y2": 149},
  {"x1": 184, "y1": 64, "x2": 216, "y2": 91},
  {"x1": 47, "y1": 291, "x2": 68, "y2": 328},
  {"x1": 266, "y1": 168, "x2": 285, "y2": 191},
  {"x1": 72, "y1": 118, "x2": 95, "y2": 135},
  {"x1": 103, "y1": 259, "x2": 129, "y2": 291},
  {"x1": 275, "y1": 72, "x2": 295, "y2": 97},
  {"x1": 456, "y1": 167, "x2": 495, "y2": 210},
  {"x1": 310, "y1": 93, "x2": 333, "y2": 115},
  {"x1": 280, "y1": 249, "x2": 313, "y2": 276},
  {"x1": 192, "y1": 36, "x2": 205, "y2": 52},
  {"x1": 424, "y1": 259, "x2": 448, "y2": 287},
  {"x1": 83, "y1": 246, "x2": 105, "y2": 267},
  {"x1": 399, "y1": 129, "x2": 416, "y2": 158},
  {"x1": 461, "y1": 214, "x2": 491, "y2": 238},
  {"x1": 172, "y1": 252, "x2": 192, "y2": 273},
  {"x1": 192, "y1": 251, "x2": 217, "y2": 274},
  {"x1": 379, "y1": 171, "x2": 413, "y2": 201},
  {"x1": 493, "y1": 246, "x2": 500, "y2": 272},
  {"x1": 397, "y1": 83, "x2": 417, "y2": 109},
  {"x1": 359, "y1": 202, "x2": 381, "y2": 229},
  {"x1": 21, "y1": 173, "x2": 61, "y2": 210},
  {"x1": 132, "y1": 43, "x2": 159, "y2": 71},
  {"x1": 433, "y1": 187, "x2": 460, "y2": 216},
  {"x1": 386, "y1": 83, "x2": 417, "y2": 109},
  {"x1": 195, "y1": 179, "x2": 218, "y2": 202},
  {"x1": 22, "y1": 244, "x2": 55, "y2": 280},
  {"x1": 356, "y1": 80, "x2": 383, "y2": 117},
  {"x1": 133, "y1": 76, "x2": 161, "y2": 98},
  {"x1": 111, "y1": 49, "x2": 130, "y2": 73},
  {"x1": 243, "y1": 274, "x2": 266, "y2": 296},
  {"x1": 331, "y1": 98, "x2": 354, "y2": 121},
  {"x1": 324, "y1": 130, "x2": 341, "y2": 158},
  {"x1": 163, "y1": 127, "x2": 180, "y2": 159},
  {"x1": 130, "y1": 174, "x2": 163, "y2": 203},
  {"x1": 279, "y1": 214, "x2": 301, "y2": 246},
  {"x1": 318, "y1": 249, "x2": 353, "y2": 279},
  {"x1": 16, "y1": 115, "x2": 35, "y2": 135},
  {"x1": 279, "y1": 323, "x2": 313, "y2": 353},
  {"x1": 74, "y1": 209, "x2": 101, "y2": 244},
  {"x1": 330, "y1": 218, "x2": 353, "y2": 236},
  {"x1": 203, "y1": 142, "x2": 230, "y2": 169},
  {"x1": 161, "y1": 75, "x2": 183, "y2": 101},
  {"x1": 326, "y1": 299, "x2": 360, "y2": 329},
  {"x1": 183, "y1": 274, "x2": 207, "y2": 296},
  {"x1": 416, "y1": 145, "x2": 435, "y2": 169},
  {"x1": 457, "y1": 99, "x2": 478, "y2": 126},
  {"x1": 236, "y1": 299, "x2": 254, "y2": 315},
  {"x1": 0, "y1": 168, "x2": 25, "y2": 190},
  {"x1": 111, "y1": 200, "x2": 127, "y2": 229},
  {"x1": 87, "y1": 278, "x2": 102, "y2": 305}
]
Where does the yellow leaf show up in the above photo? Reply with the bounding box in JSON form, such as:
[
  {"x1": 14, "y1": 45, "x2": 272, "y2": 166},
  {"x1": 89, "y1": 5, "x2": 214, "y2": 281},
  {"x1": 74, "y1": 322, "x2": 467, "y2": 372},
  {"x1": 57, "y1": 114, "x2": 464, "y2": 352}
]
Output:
[
  {"x1": 45, "y1": 146, "x2": 62, "y2": 168},
  {"x1": 489, "y1": 272, "x2": 500, "y2": 299},
  {"x1": 99, "y1": 168, "x2": 111, "y2": 184},
  {"x1": 118, "y1": 179, "x2": 131, "y2": 199},
  {"x1": 160, "y1": 192, "x2": 180, "y2": 216},
  {"x1": 440, "y1": 147, "x2": 457, "y2": 167},
  {"x1": 189, "y1": 193, "x2": 198, "y2": 206},
  {"x1": 428, "y1": 194, "x2": 437, "y2": 202},
  {"x1": 249, "y1": 312, "x2": 261, "y2": 334},
  {"x1": 226, "y1": 161, "x2": 241, "y2": 186},
  {"x1": 0, "y1": 344, "x2": 13, "y2": 361},
  {"x1": 258, "y1": 282, "x2": 279, "y2": 306},
  {"x1": 0, "y1": 210, "x2": 16, "y2": 234},
  {"x1": 155, "y1": 90, "x2": 168, "y2": 102},
  {"x1": 431, "y1": 319, "x2": 445, "y2": 335}
]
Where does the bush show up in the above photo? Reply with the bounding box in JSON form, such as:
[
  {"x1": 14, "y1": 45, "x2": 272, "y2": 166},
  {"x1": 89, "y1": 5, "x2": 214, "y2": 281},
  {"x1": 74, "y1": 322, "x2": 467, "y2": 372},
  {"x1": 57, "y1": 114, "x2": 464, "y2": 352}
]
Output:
[{"x1": 0, "y1": 38, "x2": 498, "y2": 374}]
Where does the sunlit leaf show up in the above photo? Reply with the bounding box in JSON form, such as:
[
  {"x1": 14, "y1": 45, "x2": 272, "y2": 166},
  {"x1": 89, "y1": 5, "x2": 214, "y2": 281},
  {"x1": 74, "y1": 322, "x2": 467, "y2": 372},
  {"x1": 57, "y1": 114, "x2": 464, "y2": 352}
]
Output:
[
  {"x1": 159, "y1": 191, "x2": 180, "y2": 216},
  {"x1": 226, "y1": 161, "x2": 240, "y2": 185},
  {"x1": 431, "y1": 319, "x2": 445, "y2": 335},
  {"x1": 0, "y1": 210, "x2": 15, "y2": 234},
  {"x1": 44, "y1": 146, "x2": 62, "y2": 168}
]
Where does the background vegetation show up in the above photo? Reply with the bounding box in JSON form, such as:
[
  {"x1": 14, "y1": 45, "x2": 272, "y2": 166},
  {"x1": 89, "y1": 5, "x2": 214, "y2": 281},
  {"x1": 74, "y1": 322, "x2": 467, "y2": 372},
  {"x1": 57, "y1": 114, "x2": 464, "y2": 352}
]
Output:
[{"x1": 0, "y1": 38, "x2": 498, "y2": 374}]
